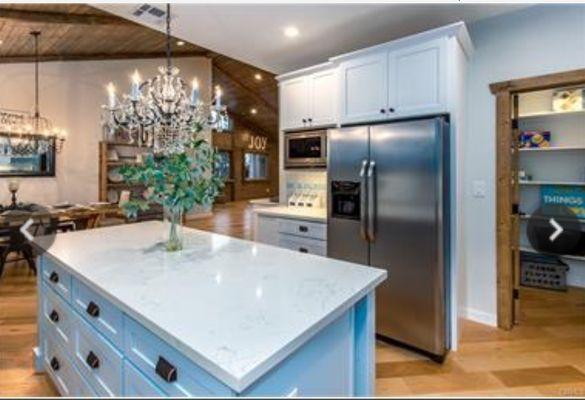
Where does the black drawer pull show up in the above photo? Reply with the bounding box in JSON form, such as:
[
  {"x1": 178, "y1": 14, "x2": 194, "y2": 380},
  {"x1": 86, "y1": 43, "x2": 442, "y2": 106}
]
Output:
[
  {"x1": 298, "y1": 226, "x2": 308, "y2": 233},
  {"x1": 86, "y1": 301, "x2": 100, "y2": 318},
  {"x1": 49, "y1": 310, "x2": 59, "y2": 323},
  {"x1": 50, "y1": 357, "x2": 60, "y2": 371},
  {"x1": 49, "y1": 271, "x2": 59, "y2": 283},
  {"x1": 86, "y1": 351, "x2": 100, "y2": 369},
  {"x1": 156, "y1": 356, "x2": 178, "y2": 383},
  {"x1": 299, "y1": 247, "x2": 308, "y2": 253}
]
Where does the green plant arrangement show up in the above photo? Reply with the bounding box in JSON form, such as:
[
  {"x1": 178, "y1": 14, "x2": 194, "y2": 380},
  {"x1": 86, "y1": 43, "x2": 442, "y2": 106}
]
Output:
[{"x1": 119, "y1": 135, "x2": 224, "y2": 252}]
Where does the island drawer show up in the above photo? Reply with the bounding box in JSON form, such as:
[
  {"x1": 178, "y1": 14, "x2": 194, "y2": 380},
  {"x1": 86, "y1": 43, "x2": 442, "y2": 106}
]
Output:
[
  {"x1": 42, "y1": 256, "x2": 72, "y2": 302},
  {"x1": 72, "y1": 278, "x2": 124, "y2": 349},
  {"x1": 72, "y1": 314, "x2": 124, "y2": 397},
  {"x1": 41, "y1": 283, "x2": 74, "y2": 351},
  {"x1": 42, "y1": 331, "x2": 96, "y2": 397},
  {"x1": 278, "y1": 219, "x2": 326, "y2": 241},
  {"x1": 124, "y1": 360, "x2": 166, "y2": 397},
  {"x1": 278, "y1": 234, "x2": 327, "y2": 257},
  {"x1": 124, "y1": 316, "x2": 233, "y2": 397}
]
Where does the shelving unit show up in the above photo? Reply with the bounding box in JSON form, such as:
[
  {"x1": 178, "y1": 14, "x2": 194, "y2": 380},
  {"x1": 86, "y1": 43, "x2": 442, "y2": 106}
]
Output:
[
  {"x1": 516, "y1": 86, "x2": 585, "y2": 289},
  {"x1": 518, "y1": 108, "x2": 585, "y2": 119},
  {"x1": 98, "y1": 141, "x2": 163, "y2": 222},
  {"x1": 520, "y1": 247, "x2": 585, "y2": 262},
  {"x1": 519, "y1": 145, "x2": 585, "y2": 152},
  {"x1": 519, "y1": 181, "x2": 585, "y2": 186}
]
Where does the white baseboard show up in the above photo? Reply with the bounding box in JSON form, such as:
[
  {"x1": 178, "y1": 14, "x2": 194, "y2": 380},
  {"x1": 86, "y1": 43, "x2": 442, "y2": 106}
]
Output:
[{"x1": 462, "y1": 307, "x2": 497, "y2": 327}]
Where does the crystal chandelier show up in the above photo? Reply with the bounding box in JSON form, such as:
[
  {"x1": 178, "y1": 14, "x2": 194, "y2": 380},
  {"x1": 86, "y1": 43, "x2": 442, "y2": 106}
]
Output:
[
  {"x1": 0, "y1": 31, "x2": 66, "y2": 156},
  {"x1": 102, "y1": 4, "x2": 228, "y2": 155}
]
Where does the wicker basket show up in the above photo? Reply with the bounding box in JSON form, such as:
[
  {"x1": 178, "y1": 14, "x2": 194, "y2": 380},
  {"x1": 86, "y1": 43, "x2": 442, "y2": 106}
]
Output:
[{"x1": 520, "y1": 251, "x2": 569, "y2": 291}]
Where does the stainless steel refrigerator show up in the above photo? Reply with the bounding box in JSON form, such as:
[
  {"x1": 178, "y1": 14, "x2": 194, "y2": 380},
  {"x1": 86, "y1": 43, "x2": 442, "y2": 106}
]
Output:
[{"x1": 327, "y1": 116, "x2": 450, "y2": 361}]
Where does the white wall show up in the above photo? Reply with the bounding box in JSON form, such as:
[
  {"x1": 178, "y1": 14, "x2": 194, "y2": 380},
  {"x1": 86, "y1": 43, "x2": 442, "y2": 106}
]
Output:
[
  {"x1": 0, "y1": 57, "x2": 211, "y2": 206},
  {"x1": 463, "y1": 4, "x2": 585, "y2": 325}
]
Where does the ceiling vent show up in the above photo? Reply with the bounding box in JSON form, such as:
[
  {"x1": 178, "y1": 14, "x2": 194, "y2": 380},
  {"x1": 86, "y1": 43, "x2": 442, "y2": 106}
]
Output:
[{"x1": 131, "y1": 4, "x2": 167, "y2": 25}]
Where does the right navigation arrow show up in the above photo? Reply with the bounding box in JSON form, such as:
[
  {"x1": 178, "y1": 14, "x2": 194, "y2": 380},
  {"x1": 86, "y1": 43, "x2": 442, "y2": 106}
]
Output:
[{"x1": 548, "y1": 218, "x2": 563, "y2": 242}]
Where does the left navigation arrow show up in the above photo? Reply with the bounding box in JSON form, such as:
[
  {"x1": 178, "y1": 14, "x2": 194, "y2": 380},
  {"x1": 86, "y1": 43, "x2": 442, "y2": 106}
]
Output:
[{"x1": 20, "y1": 218, "x2": 34, "y2": 241}]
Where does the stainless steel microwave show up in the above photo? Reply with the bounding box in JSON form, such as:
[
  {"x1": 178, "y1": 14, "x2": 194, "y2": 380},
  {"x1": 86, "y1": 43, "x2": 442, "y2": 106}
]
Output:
[{"x1": 284, "y1": 130, "x2": 327, "y2": 169}]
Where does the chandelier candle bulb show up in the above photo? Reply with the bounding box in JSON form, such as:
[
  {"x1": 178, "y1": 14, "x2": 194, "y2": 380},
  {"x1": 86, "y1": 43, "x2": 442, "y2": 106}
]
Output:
[
  {"x1": 190, "y1": 78, "x2": 200, "y2": 105},
  {"x1": 107, "y1": 83, "x2": 116, "y2": 109},
  {"x1": 215, "y1": 85, "x2": 223, "y2": 109},
  {"x1": 131, "y1": 70, "x2": 141, "y2": 101}
]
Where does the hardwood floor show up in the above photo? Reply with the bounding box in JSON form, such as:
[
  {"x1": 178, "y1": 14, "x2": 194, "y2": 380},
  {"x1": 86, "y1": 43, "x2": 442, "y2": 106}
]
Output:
[{"x1": 1, "y1": 200, "x2": 583, "y2": 397}]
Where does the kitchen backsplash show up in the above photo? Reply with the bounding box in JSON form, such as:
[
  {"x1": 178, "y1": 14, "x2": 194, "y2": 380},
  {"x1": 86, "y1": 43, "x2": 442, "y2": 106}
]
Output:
[{"x1": 284, "y1": 170, "x2": 327, "y2": 205}]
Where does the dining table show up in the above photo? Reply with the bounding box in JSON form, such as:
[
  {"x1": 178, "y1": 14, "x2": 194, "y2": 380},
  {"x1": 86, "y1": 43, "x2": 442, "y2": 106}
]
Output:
[{"x1": 0, "y1": 202, "x2": 124, "y2": 279}]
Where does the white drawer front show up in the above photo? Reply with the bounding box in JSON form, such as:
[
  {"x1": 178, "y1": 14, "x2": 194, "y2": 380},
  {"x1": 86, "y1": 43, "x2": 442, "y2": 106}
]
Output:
[
  {"x1": 124, "y1": 316, "x2": 232, "y2": 397},
  {"x1": 278, "y1": 219, "x2": 326, "y2": 241},
  {"x1": 278, "y1": 234, "x2": 327, "y2": 257},
  {"x1": 124, "y1": 360, "x2": 166, "y2": 397},
  {"x1": 72, "y1": 278, "x2": 124, "y2": 349},
  {"x1": 42, "y1": 257, "x2": 72, "y2": 302},
  {"x1": 42, "y1": 332, "x2": 95, "y2": 397},
  {"x1": 41, "y1": 283, "x2": 73, "y2": 351},
  {"x1": 72, "y1": 315, "x2": 123, "y2": 397}
]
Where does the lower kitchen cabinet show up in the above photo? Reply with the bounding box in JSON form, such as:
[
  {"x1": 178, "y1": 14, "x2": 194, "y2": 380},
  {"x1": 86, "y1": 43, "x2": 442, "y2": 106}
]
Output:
[
  {"x1": 35, "y1": 250, "x2": 378, "y2": 397},
  {"x1": 254, "y1": 214, "x2": 327, "y2": 256}
]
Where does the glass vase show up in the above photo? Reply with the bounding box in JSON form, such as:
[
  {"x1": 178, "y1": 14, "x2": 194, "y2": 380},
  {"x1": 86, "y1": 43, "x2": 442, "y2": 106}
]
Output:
[{"x1": 163, "y1": 205, "x2": 184, "y2": 252}]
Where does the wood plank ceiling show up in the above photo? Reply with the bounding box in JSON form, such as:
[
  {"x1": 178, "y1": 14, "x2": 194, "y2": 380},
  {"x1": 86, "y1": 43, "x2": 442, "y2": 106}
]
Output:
[{"x1": 0, "y1": 3, "x2": 278, "y2": 138}]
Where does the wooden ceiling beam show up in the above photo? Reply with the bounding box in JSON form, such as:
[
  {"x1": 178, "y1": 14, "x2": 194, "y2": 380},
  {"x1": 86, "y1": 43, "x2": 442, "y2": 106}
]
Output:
[
  {"x1": 0, "y1": 51, "x2": 209, "y2": 64},
  {"x1": 0, "y1": 8, "x2": 127, "y2": 25},
  {"x1": 213, "y1": 63, "x2": 277, "y2": 114}
]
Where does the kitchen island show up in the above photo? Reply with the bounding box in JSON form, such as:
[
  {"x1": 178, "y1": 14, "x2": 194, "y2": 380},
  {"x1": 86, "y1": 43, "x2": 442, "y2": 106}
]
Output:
[{"x1": 33, "y1": 221, "x2": 386, "y2": 397}]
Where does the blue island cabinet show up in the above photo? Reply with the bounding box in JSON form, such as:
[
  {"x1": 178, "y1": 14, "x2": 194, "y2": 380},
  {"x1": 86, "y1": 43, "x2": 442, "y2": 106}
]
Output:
[{"x1": 35, "y1": 254, "x2": 377, "y2": 397}]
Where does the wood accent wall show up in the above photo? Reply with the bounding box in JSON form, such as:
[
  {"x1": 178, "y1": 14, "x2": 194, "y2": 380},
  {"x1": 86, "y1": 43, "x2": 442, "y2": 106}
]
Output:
[{"x1": 213, "y1": 118, "x2": 278, "y2": 202}]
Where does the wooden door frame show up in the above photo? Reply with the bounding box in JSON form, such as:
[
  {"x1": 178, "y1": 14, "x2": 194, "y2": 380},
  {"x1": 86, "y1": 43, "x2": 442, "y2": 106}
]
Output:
[{"x1": 490, "y1": 68, "x2": 585, "y2": 330}]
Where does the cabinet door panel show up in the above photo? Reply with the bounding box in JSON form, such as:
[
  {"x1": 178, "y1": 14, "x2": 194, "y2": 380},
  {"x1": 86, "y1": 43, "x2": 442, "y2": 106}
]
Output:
[
  {"x1": 280, "y1": 77, "x2": 309, "y2": 131},
  {"x1": 339, "y1": 52, "x2": 387, "y2": 124},
  {"x1": 309, "y1": 69, "x2": 337, "y2": 127},
  {"x1": 388, "y1": 39, "x2": 447, "y2": 116}
]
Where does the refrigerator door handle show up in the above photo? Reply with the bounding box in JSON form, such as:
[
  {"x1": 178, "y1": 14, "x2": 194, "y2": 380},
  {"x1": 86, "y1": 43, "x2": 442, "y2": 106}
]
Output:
[
  {"x1": 359, "y1": 159, "x2": 369, "y2": 241},
  {"x1": 367, "y1": 160, "x2": 376, "y2": 242}
]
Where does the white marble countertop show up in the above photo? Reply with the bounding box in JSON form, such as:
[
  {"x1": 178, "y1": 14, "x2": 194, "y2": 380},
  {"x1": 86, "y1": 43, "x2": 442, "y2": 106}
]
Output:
[
  {"x1": 253, "y1": 205, "x2": 327, "y2": 223},
  {"x1": 35, "y1": 222, "x2": 385, "y2": 392}
]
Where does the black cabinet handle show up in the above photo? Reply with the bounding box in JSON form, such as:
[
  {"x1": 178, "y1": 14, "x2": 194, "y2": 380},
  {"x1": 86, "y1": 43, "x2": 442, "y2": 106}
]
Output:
[
  {"x1": 156, "y1": 356, "x2": 178, "y2": 383},
  {"x1": 388, "y1": 107, "x2": 395, "y2": 113},
  {"x1": 380, "y1": 108, "x2": 386, "y2": 114},
  {"x1": 86, "y1": 351, "x2": 100, "y2": 369},
  {"x1": 298, "y1": 226, "x2": 308, "y2": 233},
  {"x1": 86, "y1": 301, "x2": 100, "y2": 318},
  {"x1": 49, "y1": 310, "x2": 59, "y2": 323},
  {"x1": 302, "y1": 118, "x2": 307, "y2": 124},
  {"x1": 299, "y1": 247, "x2": 308, "y2": 253},
  {"x1": 49, "y1": 271, "x2": 59, "y2": 283},
  {"x1": 308, "y1": 118, "x2": 313, "y2": 122},
  {"x1": 50, "y1": 357, "x2": 60, "y2": 371}
]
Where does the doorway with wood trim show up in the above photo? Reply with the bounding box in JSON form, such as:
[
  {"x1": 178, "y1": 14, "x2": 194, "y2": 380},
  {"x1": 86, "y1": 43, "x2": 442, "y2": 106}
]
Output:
[{"x1": 491, "y1": 69, "x2": 585, "y2": 330}]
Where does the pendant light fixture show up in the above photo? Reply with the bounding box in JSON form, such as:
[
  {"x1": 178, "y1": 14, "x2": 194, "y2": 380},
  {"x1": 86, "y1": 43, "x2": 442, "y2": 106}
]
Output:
[{"x1": 0, "y1": 31, "x2": 66, "y2": 156}]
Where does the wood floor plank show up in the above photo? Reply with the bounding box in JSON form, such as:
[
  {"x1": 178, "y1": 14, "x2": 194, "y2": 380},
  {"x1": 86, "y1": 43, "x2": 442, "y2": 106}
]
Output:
[{"x1": 493, "y1": 366, "x2": 585, "y2": 388}]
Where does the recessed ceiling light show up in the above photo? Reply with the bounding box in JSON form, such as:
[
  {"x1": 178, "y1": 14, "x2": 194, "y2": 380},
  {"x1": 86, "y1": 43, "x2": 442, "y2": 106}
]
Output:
[
  {"x1": 254, "y1": 73, "x2": 263, "y2": 81},
  {"x1": 250, "y1": 108, "x2": 258, "y2": 115},
  {"x1": 176, "y1": 40, "x2": 185, "y2": 46},
  {"x1": 283, "y1": 26, "x2": 299, "y2": 38},
  {"x1": 0, "y1": 40, "x2": 3, "y2": 45}
]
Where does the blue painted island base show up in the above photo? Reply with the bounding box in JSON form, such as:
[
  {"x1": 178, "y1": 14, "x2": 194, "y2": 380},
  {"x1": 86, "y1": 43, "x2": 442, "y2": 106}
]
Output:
[{"x1": 35, "y1": 255, "x2": 377, "y2": 397}]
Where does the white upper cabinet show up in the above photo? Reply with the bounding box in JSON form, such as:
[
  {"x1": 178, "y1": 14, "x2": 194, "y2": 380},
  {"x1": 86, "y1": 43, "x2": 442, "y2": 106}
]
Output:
[
  {"x1": 279, "y1": 22, "x2": 472, "y2": 128},
  {"x1": 338, "y1": 38, "x2": 448, "y2": 124},
  {"x1": 308, "y1": 69, "x2": 338, "y2": 128},
  {"x1": 280, "y1": 68, "x2": 338, "y2": 131},
  {"x1": 280, "y1": 76, "x2": 309, "y2": 131},
  {"x1": 388, "y1": 38, "x2": 447, "y2": 117},
  {"x1": 338, "y1": 52, "x2": 388, "y2": 124}
]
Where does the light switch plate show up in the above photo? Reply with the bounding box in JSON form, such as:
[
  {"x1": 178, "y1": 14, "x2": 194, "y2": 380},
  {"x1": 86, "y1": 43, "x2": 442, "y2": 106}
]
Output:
[{"x1": 472, "y1": 180, "x2": 486, "y2": 198}]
